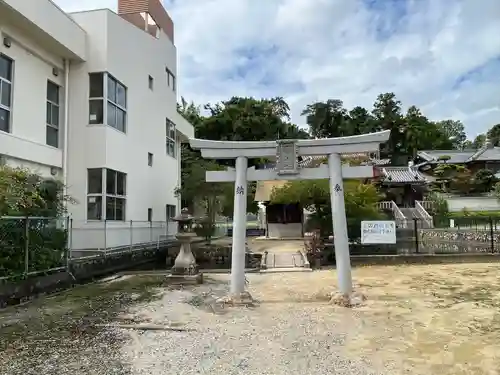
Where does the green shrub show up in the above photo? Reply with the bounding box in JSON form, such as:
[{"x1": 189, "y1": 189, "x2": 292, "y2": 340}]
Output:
[
  {"x1": 193, "y1": 217, "x2": 216, "y2": 241},
  {"x1": 0, "y1": 219, "x2": 67, "y2": 278}
]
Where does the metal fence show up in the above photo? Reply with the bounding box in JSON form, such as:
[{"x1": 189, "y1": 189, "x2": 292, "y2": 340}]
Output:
[
  {"x1": 3, "y1": 215, "x2": 500, "y2": 281},
  {"x1": 345, "y1": 217, "x2": 500, "y2": 256},
  {"x1": 70, "y1": 219, "x2": 177, "y2": 253},
  {"x1": 0, "y1": 216, "x2": 231, "y2": 281},
  {"x1": 0, "y1": 216, "x2": 69, "y2": 280}
]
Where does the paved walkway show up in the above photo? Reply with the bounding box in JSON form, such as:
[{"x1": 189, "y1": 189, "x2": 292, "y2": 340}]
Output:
[
  {"x1": 247, "y1": 239, "x2": 308, "y2": 269},
  {"x1": 248, "y1": 239, "x2": 305, "y2": 254}
]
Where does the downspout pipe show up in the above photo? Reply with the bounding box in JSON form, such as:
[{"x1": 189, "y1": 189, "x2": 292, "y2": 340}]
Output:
[{"x1": 62, "y1": 59, "x2": 70, "y2": 213}]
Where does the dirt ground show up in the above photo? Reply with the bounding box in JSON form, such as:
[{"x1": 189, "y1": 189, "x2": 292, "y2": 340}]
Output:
[
  {"x1": 260, "y1": 263, "x2": 500, "y2": 374},
  {"x1": 1, "y1": 263, "x2": 499, "y2": 374}
]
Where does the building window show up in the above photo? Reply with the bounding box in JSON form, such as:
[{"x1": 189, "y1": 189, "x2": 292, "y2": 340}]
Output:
[
  {"x1": 148, "y1": 75, "x2": 154, "y2": 90},
  {"x1": 88, "y1": 72, "x2": 127, "y2": 133},
  {"x1": 106, "y1": 169, "x2": 126, "y2": 220},
  {"x1": 166, "y1": 67, "x2": 175, "y2": 92},
  {"x1": 46, "y1": 81, "x2": 60, "y2": 147},
  {"x1": 166, "y1": 118, "x2": 176, "y2": 158},
  {"x1": 0, "y1": 54, "x2": 13, "y2": 133},
  {"x1": 148, "y1": 152, "x2": 153, "y2": 166},
  {"x1": 87, "y1": 168, "x2": 103, "y2": 220},
  {"x1": 87, "y1": 168, "x2": 126, "y2": 221},
  {"x1": 148, "y1": 208, "x2": 153, "y2": 222},
  {"x1": 89, "y1": 73, "x2": 104, "y2": 125},
  {"x1": 166, "y1": 204, "x2": 176, "y2": 220}
]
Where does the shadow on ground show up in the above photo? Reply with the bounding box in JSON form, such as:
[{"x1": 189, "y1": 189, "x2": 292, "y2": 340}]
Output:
[{"x1": 0, "y1": 275, "x2": 225, "y2": 375}]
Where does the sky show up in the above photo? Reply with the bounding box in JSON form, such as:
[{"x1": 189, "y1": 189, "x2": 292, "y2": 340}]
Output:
[{"x1": 54, "y1": 0, "x2": 500, "y2": 139}]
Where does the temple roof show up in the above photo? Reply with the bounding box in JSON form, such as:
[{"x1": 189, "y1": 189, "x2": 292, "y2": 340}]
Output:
[
  {"x1": 417, "y1": 147, "x2": 500, "y2": 164},
  {"x1": 381, "y1": 167, "x2": 428, "y2": 184}
]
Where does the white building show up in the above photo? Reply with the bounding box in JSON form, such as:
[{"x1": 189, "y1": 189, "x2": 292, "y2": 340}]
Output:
[{"x1": 0, "y1": 0, "x2": 194, "y2": 250}]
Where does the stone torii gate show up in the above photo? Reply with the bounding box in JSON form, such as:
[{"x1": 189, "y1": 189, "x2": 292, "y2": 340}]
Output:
[{"x1": 189, "y1": 130, "x2": 390, "y2": 305}]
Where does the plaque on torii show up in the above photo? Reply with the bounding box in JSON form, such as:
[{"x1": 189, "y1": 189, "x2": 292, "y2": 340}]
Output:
[{"x1": 276, "y1": 139, "x2": 299, "y2": 175}]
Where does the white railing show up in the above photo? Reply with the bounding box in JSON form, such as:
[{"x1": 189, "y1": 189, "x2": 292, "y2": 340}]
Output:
[
  {"x1": 391, "y1": 201, "x2": 407, "y2": 228},
  {"x1": 377, "y1": 201, "x2": 393, "y2": 210},
  {"x1": 415, "y1": 201, "x2": 434, "y2": 228},
  {"x1": 420, "y1": 200, "x2": 435, "y2": 211},
  {"x1": 70, "y1": 220, "x2": 177, "y2": 252},
  {"x1": 378, "y1": 201, "x2": 407, "y2": 228}
]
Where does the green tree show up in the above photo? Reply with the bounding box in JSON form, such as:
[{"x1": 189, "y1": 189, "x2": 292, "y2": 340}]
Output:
[
  {"x1": 0, "y1": 166, "x2": 70, "y2": 277},
  {"x1": 472, "y1": 134, "x2": 486, "y2": 149},
  {"x1": 0, "y1": 166, "x2": 71, "y2": 216},
  {"x1": 402, "y1": 105, "x2": 431, "y2": 158},
  {"x1": 347, "y1": 106, "x2": 380, "y2": 135},
  {"x1": 177, "y1": 97, "x2": 204, "y2": 128},
  {"x1": 472, "y1": 169, "x2": 498, "y2": 194},
  {"x1": 436, "y1": 119, "x2": 467, "y2": 149},
  {"x1": 372, "y1": 92, "x2": 405, "y2": 163},
  {"x1": 199, "y1": 96, "x2": 293, "y2": 142},
  {"x1": 432, "y1": 164, "x2": 474, "y2": 194},
  {"x1": 301, "y1": 99, "x2": 349, "y2": 138},
  {"x1": 270, "y1": 180, "x2": 383, "y2": 239},
  {"x1": 487, "y1": 124, "x2": 500, "y2": 146},
  {"x1": 401, "y1": 107, "x2": 454, "y2": 157}
]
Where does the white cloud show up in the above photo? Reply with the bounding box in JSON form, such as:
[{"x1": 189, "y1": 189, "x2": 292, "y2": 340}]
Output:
[{"x1": 54, "y1": 0, "x2": 500, "y2": 138}]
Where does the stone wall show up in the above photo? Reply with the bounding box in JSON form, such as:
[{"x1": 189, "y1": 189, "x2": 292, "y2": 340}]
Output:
[
  {"x1": 419, "y1": 228, "x2": 498, "y2": 243},
  {"x1": 0, "y1": 240, "x2": 263, "y2": 307},
  {"x1": 0, "y1": 243, "x2": 177, "y2": 308},
  {"x1": 418, "y1": 228, "x2": 498, "y2": 254}
]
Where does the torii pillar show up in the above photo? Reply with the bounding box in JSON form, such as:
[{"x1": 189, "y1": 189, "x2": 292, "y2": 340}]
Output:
[{"x1": 189, "y1": 130, "x2": 390, "y2": 306}]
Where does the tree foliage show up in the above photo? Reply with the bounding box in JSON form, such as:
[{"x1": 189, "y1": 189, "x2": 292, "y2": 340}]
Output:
[
  {"x1": 301, "y1": 92, "x2": 456, "y2": 164},
  {"x1": 177, "y1": 90, "x2": 500, "y2": 225},
  {"x1": 0, "y1": 166, "x2": 72, "y2": 217},
  {"x1": 431, "y1": 164, "x2": 498, "y2": 195},
  {"x1": 487, "y1": 124, "x2": 500, "y2": 147},
  {"x1": 270, "y1": 180, "x2": 384, "y2": 238},
  {"x1": 0, "y1": 166, "x2": 70, "y2": 277}
]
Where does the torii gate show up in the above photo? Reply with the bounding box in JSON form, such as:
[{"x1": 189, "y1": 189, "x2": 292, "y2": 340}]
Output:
[{"x1": 189, "y1": 130, "x2": 390, "y2": 305}]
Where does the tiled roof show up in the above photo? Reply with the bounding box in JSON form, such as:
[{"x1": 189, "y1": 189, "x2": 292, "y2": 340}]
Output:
[
  {"x1": 417, "y1": 147, "x2": 500, "y2": 163},
  {"x1": 297, "y1": 154, "x2": 387, "y2": 168},
  {"x1": 381, "y1": 167, "x2": 427, "y2": 183}
]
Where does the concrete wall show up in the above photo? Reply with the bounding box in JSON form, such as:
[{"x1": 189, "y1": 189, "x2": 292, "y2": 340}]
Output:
[
  {"x1": 446, "y1": 196, "x2": 500, "y2": 212},
  {"x1": 268, "y1": 223, "x2": 303, "y2": 238}
]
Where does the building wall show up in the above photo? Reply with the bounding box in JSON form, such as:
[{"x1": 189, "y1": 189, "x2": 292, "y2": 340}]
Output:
[
  {"x1": 1, "y1": 0, "x2": 87, "y2": 60},
  {"x1": 0, "y1": 16, "x2": 66, "y2": 175},
  {"x1": 67, "y1": 10, "x2": 180, "y2": 223},
  {"x1": 0, "y1": 3, "x2": 192, "y2": 250}
]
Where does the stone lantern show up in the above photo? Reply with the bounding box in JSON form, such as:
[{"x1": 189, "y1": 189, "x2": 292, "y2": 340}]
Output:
[{"x1": 169, "y1": 208, "x2": 202, "y2": 283}]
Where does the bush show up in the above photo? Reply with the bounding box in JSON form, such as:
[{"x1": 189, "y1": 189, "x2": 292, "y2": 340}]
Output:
[
  {"x1": 0, "y1": 218, "x2": 67, "y2": 278},
  {"x1": 193, "y1": 217, "x2": 216, "y2": 241}
]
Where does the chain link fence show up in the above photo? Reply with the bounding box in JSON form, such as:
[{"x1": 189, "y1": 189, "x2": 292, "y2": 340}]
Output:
[{"x1": 0, "y1": 216, "x2": 68, "y2": 280}]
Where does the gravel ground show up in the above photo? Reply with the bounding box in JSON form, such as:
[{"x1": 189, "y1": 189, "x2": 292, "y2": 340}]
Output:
[
  {"x1": 117, "y1": 274, "x2": 382, "y2": 375},
  {"x1": 3, "y1": 264, "x2": 499, "y2": 374}
]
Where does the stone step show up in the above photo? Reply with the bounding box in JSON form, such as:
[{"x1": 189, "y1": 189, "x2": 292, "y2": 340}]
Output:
[
  {"x1": 266, "y1": 252, "x2": 306, "y2": 269},
  {"x1": 260, "y1": 267, "x2": 312, "y2": 273}
]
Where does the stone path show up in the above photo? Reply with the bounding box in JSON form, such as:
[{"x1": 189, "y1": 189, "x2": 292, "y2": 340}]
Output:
[
  {"x1": 249, "y1": 239, "x2": 309, "y2": 270},
  {"x1": 266, "y1": 252, "x2": 304, "y2": 268}
]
